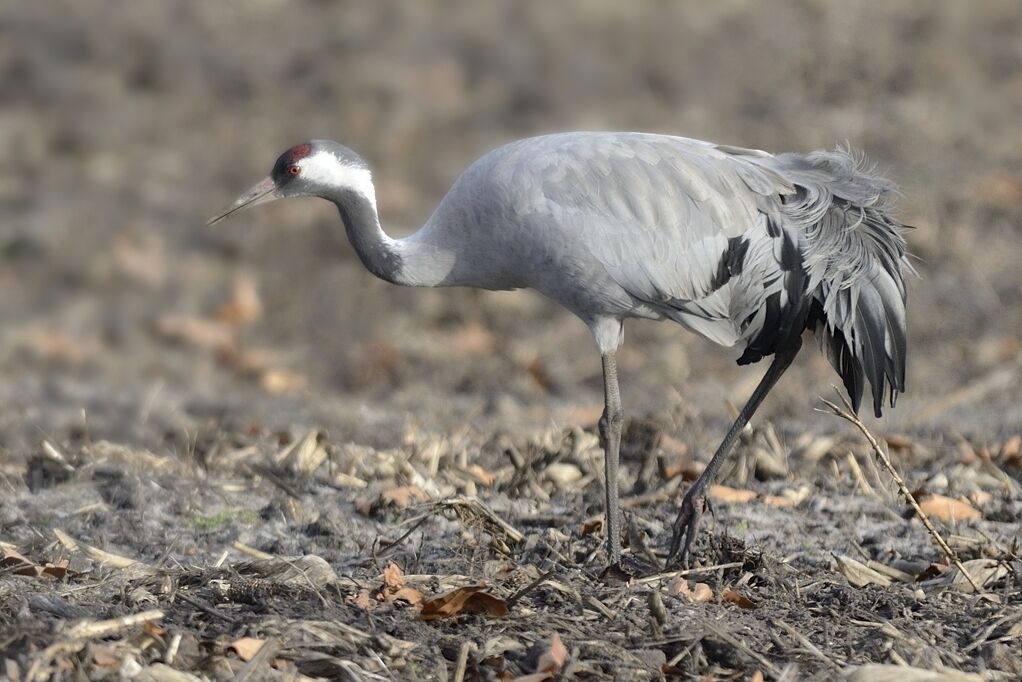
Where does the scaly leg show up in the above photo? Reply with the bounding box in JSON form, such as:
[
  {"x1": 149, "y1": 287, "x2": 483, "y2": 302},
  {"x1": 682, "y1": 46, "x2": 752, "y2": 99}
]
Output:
[
  {"x1": 599, "y1": 352, "x2": 624, "y2": 567},
  {"x1": 668, "y1": 341, "x2": 801, "y2": 566}
]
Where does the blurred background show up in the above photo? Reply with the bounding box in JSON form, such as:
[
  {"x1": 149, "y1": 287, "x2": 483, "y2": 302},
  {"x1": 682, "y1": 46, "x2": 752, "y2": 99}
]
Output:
[{"x1": 2, "y1": 0, "x2": 1021, "y2": 459}]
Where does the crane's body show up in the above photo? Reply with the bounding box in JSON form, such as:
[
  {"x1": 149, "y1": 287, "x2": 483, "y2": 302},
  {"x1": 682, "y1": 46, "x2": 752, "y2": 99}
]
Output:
[{"x1": 211, "y1": 131, "x2": 910, "y2": 570}]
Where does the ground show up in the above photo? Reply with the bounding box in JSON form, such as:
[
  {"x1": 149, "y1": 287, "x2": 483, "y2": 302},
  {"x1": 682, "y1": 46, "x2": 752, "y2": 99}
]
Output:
[{"x1": 1, "y1": 2, "x2": 1022, "y2": 680}]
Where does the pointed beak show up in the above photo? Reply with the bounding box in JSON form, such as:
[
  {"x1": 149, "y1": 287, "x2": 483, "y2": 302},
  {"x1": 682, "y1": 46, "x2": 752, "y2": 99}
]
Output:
[{"x1": 207, "y1": 177, "x2": 281, "y2": 226}]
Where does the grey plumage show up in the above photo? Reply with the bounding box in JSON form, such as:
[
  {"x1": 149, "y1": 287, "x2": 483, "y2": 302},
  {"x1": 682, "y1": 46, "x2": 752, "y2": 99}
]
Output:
[
  {"x1": 417, "y1": 132, "x2": 908, "y2": 416},
  {"x1": 211, "y1": 131, "x2": 911, "y2": 568}
]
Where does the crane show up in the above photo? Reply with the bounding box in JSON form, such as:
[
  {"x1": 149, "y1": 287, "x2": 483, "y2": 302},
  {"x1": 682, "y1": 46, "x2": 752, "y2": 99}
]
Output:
[{"x1": 209, "y1": 132, "x2": 909, "y2": 570}]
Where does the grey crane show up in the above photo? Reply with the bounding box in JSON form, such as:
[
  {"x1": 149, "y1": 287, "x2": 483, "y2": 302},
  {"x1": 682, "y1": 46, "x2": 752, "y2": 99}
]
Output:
[{"x1": 210, "y1": 132, "x2": 909, "y2": 569}]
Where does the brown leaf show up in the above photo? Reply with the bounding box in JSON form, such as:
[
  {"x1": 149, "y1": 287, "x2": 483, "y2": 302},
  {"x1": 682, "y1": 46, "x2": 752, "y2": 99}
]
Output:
[
  {"x1": 448, "y1": 322, "x2": 496, "y2": 355},
  {"x1": 749, "y1": 671, "x2": 765, "y2": 682},
  {"x1": 16, "y1": 329, "x2": 94, "y2": 367},
  {"x1": 916, "y1": 562, "x2": 950, "y2": 581},
  {"x1": 580, "y1": 515, "x2": 603, "y2": 536},
  {"x1": 709, "y1": 485, "x2": 757, "y2": 504},
  {"x1": 380, "y1": 485, "x2": 431, "y2": 509},
  {"x1": 217, "y1": 276, "x2": 263, "y2": 326},
  {"x1": 382, "y1": 561, "x2": 405, "y2": 590},
  {"x1": 142, "y1": 620, "x2": 167, "y2": 639},
  {"x1": 999, "y1": 434, "x2": 1021, "y2": 460},
  {"x1": 968, "y1": 489, "x2": 993, "y2": 507},
  {"x1": 352, "y1": 589, "x2": 375, "y2": 610},
  {"x1": 420, "y1": 585, "x2": 509, "y2": 621},
  {"x1": 526, "y1": 357, "x2": 554, "y2": 392},
  {"x1": 154, "y1": 315, "x2": 234, "y2": 351},
  {"x1": 230, "y1": 637, "x2": 265, "y2": 662},
  {"x1": 536, "y1": 633, "x2": 568, "y2": 674},
  {"x1": 884, "y1": 434, "x2": 914, "y2": 453},
  {"x1": 354, "y1": 496, "x2": 375, "y2": 517},
  {"x1": 1, "y1": 548, "x2": 38, "y2": 576},
  {"x1": 40, "y1": 561, "x2": 70, "y2": 580},
  {"x1": 1, "y1": 548, "x2": 70, "y2": 580},
  {"x1": 659, "y1": 434, "x2": 689, "y2": 458},
  {"x1": 465, "y1": 464, "x2": 496, "y2": 487},
  {"x1": 916, "y1": 494, "x2": 981, "y2": 522},
  {"x1": 92, "y1": 646, "x2": 121, "y2": 670},
  {"x1": 260, "y1": 369, "x2": 307, "y2": 395},
  {"x1": 659, "y1": 459, "x2": 702, "y2": 482},
  {"x1": 392, "y1": 587, "x2": 425, "y2": 605},
  {"x1": 669, "y1": 578, "x2": 713, "y2": 603},
  {"x1": 722, "y1": 587, "x2": 758, "y2": 609}
]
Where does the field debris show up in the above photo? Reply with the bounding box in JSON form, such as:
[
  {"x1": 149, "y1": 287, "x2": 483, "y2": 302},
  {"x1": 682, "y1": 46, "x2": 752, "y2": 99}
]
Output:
[
  {"x1": 4, "y1": 410, "x2": 1021, "y2": 679},
  {"x1": 5, "y1": 3, "x2": 1022, "y2": 675}
]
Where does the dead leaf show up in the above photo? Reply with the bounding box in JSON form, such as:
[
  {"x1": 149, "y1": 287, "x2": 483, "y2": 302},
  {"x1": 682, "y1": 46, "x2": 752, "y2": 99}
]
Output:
[
  {"x1": 230, "y1": 637, "x2": 265, "y2": 662},
  {"x1": 968, "y1": 489, "x2": 993, "y2": 507},
  {"x1": 947, "y1": 559, "x2": 1009, "y2": 593},
  {"x1": 536, "y1": 633, "x2": 568, "y2": 674},
  {"x1": 916, "y1": 494, "x2": 981, "y2": 522},
  {"x1": 750, "y1": 671, "x2": 765, "y2": 682},
  {"x1": 376, "y1": 562, "x2": 423, "y2": 605},
  {"x1": 142, "y1": 620, "x2": 167, "y2": 639},
  {"x1": 581, "y1": 515, "x2": 603, "y2": 536},
  {"x1": 722, "y1": 587, "x2": 758, "y2": 609},
  {"x1": 217, "y1": 276, "x2": 263, "y2": 326},
  {"x1": 669, "y1": 578, "x2": 713, "y2": 603},
  {"x1": 884, "y1": 434, "x2": 914, "y2": 453},
  {"x1": 545, "y1": 462, "x2": 583, "y2": 487},
  {"x1": 999, "y1": 434, "x2": 1021, "y2": 459},
  {"x1": 380, "y1": 485, "x2": 431, "y2": 509},
  {"x1": 659, "y1": 458, "x2": 702, "y2": 482},
  {"x1": 15, "y1": 329, "x2": 95, "y2": 367},
  {"x1": 1, "y1": 547, "x2": 37, "y2": 576},
  {"x1": 92, "y1": 646, "x2": 121, "y2": 669},
  {"x1": 916, "y1": 562, "x2": 950, "y2": 581},
  {"x1": 420, "y1": 585, "x2": 509, "y2": 621},
  {"x1": 352, "y1": 589, "x2": 374, "y2": 610},
  {"x1": 526, "y1": 357, "x2": 554, "y2": 392},
  {"x1": 709, "y1": 485, "x2": 757, "y2": 503},
  {"x1": 448, "y1": 322, "x2": 496, "y2": 354},
  {"x1": 835, "y1": 555, "x2": 893, "y2": 588},
  {"x1": 53, "y1": 530, "x2": 146, "y2": 571},
  {"x1": 464, "y1": 464, "x2": 496, "y2": 487},
  {"x1": 153, "y1": 315, "x2": 234, "y2": 351},
  {"x1": 392, "y1": 587, "x2": 424, "y2": 605},
  {"x1": 383, "y1": 561, "x2": 405, "y2": 590},
  {"x1": 354, "y1": 496, "x2": 375, "y2": 517},
  {"x1": 260, "y1": 369, "x2": 307, "y2": 395}
]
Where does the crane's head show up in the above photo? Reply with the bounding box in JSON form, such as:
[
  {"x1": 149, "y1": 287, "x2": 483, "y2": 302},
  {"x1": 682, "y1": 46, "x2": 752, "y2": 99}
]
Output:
[{"x1": 208, "y1": 140, "x2": 374, "y2": 225}]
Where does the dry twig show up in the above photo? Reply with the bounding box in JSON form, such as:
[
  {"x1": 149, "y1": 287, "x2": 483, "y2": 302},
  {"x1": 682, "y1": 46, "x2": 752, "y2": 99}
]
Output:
[{"x1": 818, "y1": 390, "x2": 985, "y2": 595}]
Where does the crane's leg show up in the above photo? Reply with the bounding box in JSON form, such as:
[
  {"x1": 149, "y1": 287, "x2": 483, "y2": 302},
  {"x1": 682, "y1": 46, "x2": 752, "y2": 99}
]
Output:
[
  {"x1": 599, "y1": 351, "x2": 624, "y2": 567},
  {"x1": 667, "y1": 340, "x2": 801, "y2": 567}
]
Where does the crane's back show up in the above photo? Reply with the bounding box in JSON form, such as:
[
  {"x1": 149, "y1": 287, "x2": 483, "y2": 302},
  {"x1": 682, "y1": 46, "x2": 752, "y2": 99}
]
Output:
[{"x1": 423, "y1": 132, "x2": 909, "y2": 415}]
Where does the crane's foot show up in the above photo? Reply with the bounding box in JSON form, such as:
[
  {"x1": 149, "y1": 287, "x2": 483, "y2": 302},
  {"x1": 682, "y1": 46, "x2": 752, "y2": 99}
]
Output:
[{"x1": 667, "y1": 485, "x2": 710, "y2": 567}]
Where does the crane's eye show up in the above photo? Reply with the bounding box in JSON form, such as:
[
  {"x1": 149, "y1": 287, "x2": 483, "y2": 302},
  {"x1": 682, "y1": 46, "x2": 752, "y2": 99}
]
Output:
[{"x1": 288, "y1": 164, "x2": 301, "y2": 176}]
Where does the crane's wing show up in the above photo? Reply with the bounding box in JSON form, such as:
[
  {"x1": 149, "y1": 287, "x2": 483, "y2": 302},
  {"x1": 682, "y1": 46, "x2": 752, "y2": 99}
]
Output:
[
  {"x1": 494, "y1": 132, "x2": 796, "y2": 347},
  {"x1": 491, "y1": 132, "x2": 909, "y2": 416}
]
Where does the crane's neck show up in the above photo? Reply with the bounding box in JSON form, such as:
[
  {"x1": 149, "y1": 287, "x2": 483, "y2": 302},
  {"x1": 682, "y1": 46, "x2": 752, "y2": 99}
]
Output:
[{"x1": 326, "y1": 182, "x2": 454, "y2": 288}]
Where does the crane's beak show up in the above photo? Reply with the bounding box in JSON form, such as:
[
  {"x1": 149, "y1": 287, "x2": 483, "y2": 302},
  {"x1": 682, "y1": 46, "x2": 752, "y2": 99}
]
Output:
[{"x1": 207, "y1": 177, "x2": 281, "y2": 226}]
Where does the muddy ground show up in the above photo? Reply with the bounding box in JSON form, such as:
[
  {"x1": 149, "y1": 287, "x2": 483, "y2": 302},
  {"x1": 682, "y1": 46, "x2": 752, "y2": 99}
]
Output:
[{"x1": 2, "y1": 2, "x2": 1022, "y2": 680}]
